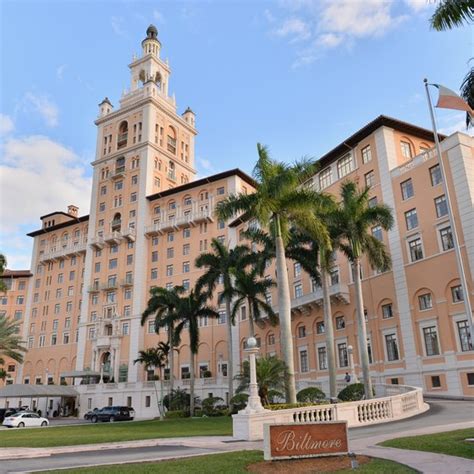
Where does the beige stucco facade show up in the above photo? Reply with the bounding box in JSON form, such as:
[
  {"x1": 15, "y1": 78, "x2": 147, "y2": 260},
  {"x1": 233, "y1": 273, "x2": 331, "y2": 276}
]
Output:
[{"x1": 1, "y1": 27, "x2": 473, "y2": 413}]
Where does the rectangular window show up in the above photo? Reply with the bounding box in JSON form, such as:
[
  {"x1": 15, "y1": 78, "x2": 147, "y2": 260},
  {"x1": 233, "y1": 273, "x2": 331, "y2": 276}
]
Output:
[
  {"x1": 122, "y1": 322, "x2": 129, "y2": 335},
  {"x1": 337, "y1": 154, "x2": 352, "y2": 178},
  {"x1": 423, "y1": 326, "x2": 440, "y2": 356},
  {"x1": 335, "y1": 316, "x2": 345, "y2": 330},
  {"x1": 434, "y1": 195, "x2": 448, "y2": 218},
  {"x1": 319, "y1": 167, "x2": 332, "y2": 190},
  {"x1": 183, "y1": 227, "x2": 191, "y2": 238},
  {"x1": 109, "y1": 259, "x2": 117, "y2": 269},
  {"x1": 166, "y1": 265, "x2": 173, "y2": 277},
  {"x1": 338, "y1": 343, "x2": 348, "y2": 367},
  {"x1": 167, "y1": 247, "x2": 174, "y2": 259},
  {"x1": 297, "y1": 325, "x2": 306, "y2": 338},
  {"x1": 218, "y1": 310, "x2": 227, "y2": 324},
  {"x1": 430, "y1": 164, "x2": 442, "y2": 186},
  {"x1": 294, "y1": 283, "x2": 303, "y2": 298},
  {"x1": 371, "y1": 225, "x2": 383, "y2": 241},
  {"x1": 365, "y1": 170, "x2": 375, "y2": 187},
  {"x1": 148, "y1": 320, "x2": 155, "y2": 334},
  {"x1": 368, "y1": 196, "x2": 377, "y2": 208},
  {"x1": 418, "y1": 293, "x2": 432, "y2": 310},
  {"x1": 183, "y1": 244, "x2": 190, "y2": 256},
  {"x1": 451, "y1": 285, "x2": 464, "y2": 303},
  {"x1": 151, "y1": 251, "x2": 158, "y2": 262},
  {"x1": 382, "y1": 303, "x2": 393, "y2": 319},
  {"x1": 409, "y1": 238, "x2": 423, "y2": 262},
  {"x1": 316, "y1": 321, "x2": 325, "y2": 334},
  {"x1": 405, "y1": 209, "x2": 418, "y2": 230},
  {"x1": 299, "y1": 350, "x2": 309, "y2": 373},
  {"x1": 151, "y1": 268, "x2": 158, "y2": 280},
  {"x1": 145, "y1": 396, "x2": 151, "y2": 408},
  {"x1": 318, "y1": 346, "x2": 327, "y2": 370},
  {"x1": 167, "y1": 232, "x2": 174, "y2": 242},
  {"x1": 217, "y1": 186, "x2": 225, "y2": 195},
  {"x1": 385, "y1": 334, "x2": 399, "y2": 361},
  {"x1": 294, "y1": 262, "x2": 301, "y2": 277},
  {"x1": 240, "y1": 306, "x2": 247, "y2": 321},
  {"x1": 431, "y1": 375, "x2": 441, "y2": 388},
  {"x1": 361, "y1": 145, "x2": 372, "y2": 164},
  {"x1": 439, "y1": 226, "x2": 454, "y2": 251},
  {"x1": 400, "y1": 179, "x2": 414, "y2": 200},
  {"x1": 183, "y1": 261, "x2": 190, "y2": 273},
  {"x1": 130, "y1": 192, "x2": 137, "y2": 202},
  {"x1": 182, "y1": 279, "x2": 190, "y2": 290},
  {"x1": 456, "y1": 319, "x2": 472, "y2": 352}
]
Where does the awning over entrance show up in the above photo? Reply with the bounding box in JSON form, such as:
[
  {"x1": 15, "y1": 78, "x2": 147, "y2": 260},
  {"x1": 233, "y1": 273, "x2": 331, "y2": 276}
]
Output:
[{"x1": 0, "y1": 384, "x2": 79, "y2": 398}]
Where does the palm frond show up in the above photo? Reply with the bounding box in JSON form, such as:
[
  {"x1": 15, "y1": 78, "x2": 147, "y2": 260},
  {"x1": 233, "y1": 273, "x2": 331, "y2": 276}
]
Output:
[{"x1": 430, "y1": 0, "x2": 474, "y2": 31}]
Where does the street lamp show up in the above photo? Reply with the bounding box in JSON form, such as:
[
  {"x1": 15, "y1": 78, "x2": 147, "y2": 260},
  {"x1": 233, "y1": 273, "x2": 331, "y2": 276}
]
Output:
[{"x1": 242, "y1": 337, "x2": 266, "y2": 413}]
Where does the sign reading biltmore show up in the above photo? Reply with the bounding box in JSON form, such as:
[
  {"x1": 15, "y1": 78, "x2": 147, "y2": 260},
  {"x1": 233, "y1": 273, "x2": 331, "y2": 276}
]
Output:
[{"x1": 263, "y1": 421, "x2": 348, "y2": 461}]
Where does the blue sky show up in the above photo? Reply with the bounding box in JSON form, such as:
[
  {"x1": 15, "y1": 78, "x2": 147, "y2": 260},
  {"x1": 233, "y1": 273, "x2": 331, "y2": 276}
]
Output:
[{"x1": 0, "y1": 0, "x2": 471, "y2": 268}]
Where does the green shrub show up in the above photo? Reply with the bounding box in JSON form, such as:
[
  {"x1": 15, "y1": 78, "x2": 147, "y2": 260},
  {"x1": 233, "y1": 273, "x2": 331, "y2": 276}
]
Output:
[
  {"x1": 202, "y1": 396, "x2": 226, "y2": 417},
  {"x1": 163, "y1": 387, "x2": 190, "y2": 410},
  {"x1": 338, "y1": 383, "x2": 365, "y2": 402},
  {"x1": 264, "y1": 402, "x2": 328, "y2": 411},
  {"x1": 297, "y1": 387, "x2": 326, "y2": 403},
  {"x1": 193, "y1": 408, "x2": 203, "y2": 417},
  {"x1": 230, "y1": 393, "x2": 248, "y2": 414},
  {"x1": 165, "y1": 410, "x2": 189, "y2": 419}
]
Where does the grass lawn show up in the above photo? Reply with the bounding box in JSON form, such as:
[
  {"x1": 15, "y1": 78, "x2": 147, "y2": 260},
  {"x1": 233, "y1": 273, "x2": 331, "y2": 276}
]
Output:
[
  {"x1": 381, "y1": 428, "x2": 474, "y2": 460},
  {"x1": 0, "y1": 417, "x2": 232, "y2": 448},
  {"x1": 48, "y1": 451, "x2": 416, "y2": 473}
]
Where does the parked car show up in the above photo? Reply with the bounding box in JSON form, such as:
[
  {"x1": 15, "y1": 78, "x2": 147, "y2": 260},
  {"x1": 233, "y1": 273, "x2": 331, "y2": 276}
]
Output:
[
  {"x1": 0, "y1": 408, "x2": 20, "y2": 423},
  {"x1": 84, "y1": 408, "x2": 100, "y2": 420},
  {"x1": 2, "y1": 412, "x2": 49, "y2": 428},
  {"x1": 90, "y1": 406, "x2": 135, "y2": 423}
]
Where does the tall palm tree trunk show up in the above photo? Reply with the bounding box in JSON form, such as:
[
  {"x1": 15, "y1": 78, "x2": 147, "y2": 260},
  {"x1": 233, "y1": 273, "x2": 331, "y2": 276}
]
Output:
[
  {"x1": 189, "y1": 352, "x2": 196, "y2": 417},
  {"x1": 247, "y1": 297, "x2": 255, "y2": 338},
  {"x1": 321, "y1": 268, "x2": 337, "y2": 399},
  {"x1": 353, "y1": 258, "x2": 373, "y2": 399},
  {"x1": 225, "y1": 297, "x2": 234, "y2": 407},
  {"x1": 159, "y1": 367, "x2": 165, "y2": 420},
  {"x1": 275, "y1": 219, "x2": 297, "y2": 404},
  {"x1": 168, "y1": 325, "x2": 174, "y2": 399}
]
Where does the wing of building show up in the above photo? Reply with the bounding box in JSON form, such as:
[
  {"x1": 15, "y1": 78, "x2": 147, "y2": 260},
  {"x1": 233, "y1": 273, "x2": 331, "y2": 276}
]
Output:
[{"x1": 1, "y1": 26, "x2": 473, "y2": 417}]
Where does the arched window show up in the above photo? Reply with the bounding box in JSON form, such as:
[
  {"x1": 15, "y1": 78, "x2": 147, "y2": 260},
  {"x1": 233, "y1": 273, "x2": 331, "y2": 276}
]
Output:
[
  {"x1": 155, "y1": 71, "x2": 162, "y2": 90},
  {"x1": 168, "y1": 161, "x2": 176, "y2": 180},
  {"x1": 167, "y1": 127, "x2": 177, "y2": 154},
  {"x1": 111, "y1": 213, "x2": 121, "y2": 232},
  {"x1": 118, "y1": 121, "x2": 128, "y2": 149}
]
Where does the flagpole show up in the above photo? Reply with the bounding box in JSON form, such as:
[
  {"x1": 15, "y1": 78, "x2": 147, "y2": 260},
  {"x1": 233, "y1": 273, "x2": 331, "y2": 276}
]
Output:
[{"x1": 424, "y1": 78, "x2": 474, "y2": 340}]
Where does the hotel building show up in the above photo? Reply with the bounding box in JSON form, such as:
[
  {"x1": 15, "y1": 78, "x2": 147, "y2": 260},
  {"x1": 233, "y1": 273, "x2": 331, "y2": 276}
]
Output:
[{"x1": 1, "y1": 26, "x2": 473, "y2": 415}]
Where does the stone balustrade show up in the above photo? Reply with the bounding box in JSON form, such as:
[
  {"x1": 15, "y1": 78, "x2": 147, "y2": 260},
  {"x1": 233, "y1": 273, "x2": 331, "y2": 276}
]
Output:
[{"x1": 233, "y1": 384, "x2": 428, "y2": 440}]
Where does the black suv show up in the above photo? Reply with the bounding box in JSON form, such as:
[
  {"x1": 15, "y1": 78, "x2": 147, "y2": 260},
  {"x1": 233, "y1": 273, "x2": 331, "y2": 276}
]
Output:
[{"x1": 90, "y1": 406, "x2": 135, "y2": 423}]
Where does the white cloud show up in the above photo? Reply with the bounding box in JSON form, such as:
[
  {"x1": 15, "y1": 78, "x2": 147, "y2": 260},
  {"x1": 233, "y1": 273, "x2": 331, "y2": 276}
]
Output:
[
  {"x1": 0, "y1": 135, "x2": 91, "y2": 237},
  {"x1": 196, "y1": 157, "x2": 218, "y2": 178},
  {"x1": 268, "y1": 0, "x2": 432, "y2": 66},
  {"x1": 0, "y1": 114, "x2": 14, "y2": 135},
  {"x1": 56, "y1": 64, "x2": 66, "y2": 80},
  {"x1": 404, "y1": 0, "x2": 431, "y2": 12},
  {"x1": 153, "y1": 9, "x2": 165, "y2": 23},
  {"x1": 23, "y1": 92, "x2": 59, "y2": 127},
  {"x1": 111, "y1": 16, "x2": 125, "y2": 36},
  {"x1": 438, "y1": 113, "x2": 472, "y2": 136},
  {"x1": 274, "y1": 18, "x2": 311, "y2": 42}
]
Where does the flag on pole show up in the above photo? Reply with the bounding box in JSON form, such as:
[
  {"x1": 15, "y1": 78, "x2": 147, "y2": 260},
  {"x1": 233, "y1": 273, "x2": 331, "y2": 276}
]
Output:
[{"x1": 433, "y1": 84, "x2": 473, "y2": 115}]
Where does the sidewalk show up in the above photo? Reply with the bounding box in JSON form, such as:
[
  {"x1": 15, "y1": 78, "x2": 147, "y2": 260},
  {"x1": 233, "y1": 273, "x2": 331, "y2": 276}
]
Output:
[{"x1": 350, "y1": 421, "x2": 474, "y2": 474}]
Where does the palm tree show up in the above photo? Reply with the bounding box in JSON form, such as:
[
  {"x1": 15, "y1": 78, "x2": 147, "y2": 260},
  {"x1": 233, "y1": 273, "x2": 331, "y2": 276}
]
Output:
[
  {"x1": 195, "y1": 239, "x2": 253, "y2": 405},
  {"x1": 0, "y1": 316, "x2": 26, "y2": 364},
  {"x1": 0, "y1": 254, "x2": 7, "y2": 293},
  {"x1": 332, "y1": 181, "x2": 394, "y2": 399},
  {"x1": 430, "y1": 0, "x2": 474, "y2": 127},
  {"x1": 216, "y1": 144, "x2": 329, "y2": 403},
  {"x1": 134, "y1": 345, "x2": 168, "y2": 419},
  {"x1": 173, "y1": 289, "x2": 219, "y2": 416},
  {"x1": 0, "y1": 367, "x2": 6, "y2": 381},
  {"x1": 430, "y1": 0, "x2": 474, "y2": 31},
  {"x1": 141, "y1": 286, "x2": 184, "y2": 398},
  {"x1": 231, "y1": 267, "x2": 277, "y2": 338},
  {"x1": 245, "y1": 226, "x2": 338, "y2": 398},
  {"x1": 236, "y1": 355, "x2": 288, "y2": 405}
]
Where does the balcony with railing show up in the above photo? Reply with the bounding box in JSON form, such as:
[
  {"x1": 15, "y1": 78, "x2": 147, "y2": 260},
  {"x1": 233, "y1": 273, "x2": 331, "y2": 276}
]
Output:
[
  {"x1": 120, "y1": 276, "x2": 134, "y2": 287},
  {"x1": 117, "y1": 134, "x2": 128, "y2": 150},
  {"x1": 40, "y1": 239, "x2": 88, "y2": 262},
  {"x1": 90, "y1": 235, "x2": 105, "y2": 249},
  {"x1": 87, "y1": 283, "x2": 100, "y2": 293},
  {"x1": 110, "y1": 167, "x2": 126, "y2": 180},
  {"x1": 101, "y1": 280, "x2": 118, "y2": 291},
  {"x1": 145, "y1": 208, "x2": 214, "y2": 236},
  {"x1": 289, "y1": 282, "x2": 350, "y2": 315}
]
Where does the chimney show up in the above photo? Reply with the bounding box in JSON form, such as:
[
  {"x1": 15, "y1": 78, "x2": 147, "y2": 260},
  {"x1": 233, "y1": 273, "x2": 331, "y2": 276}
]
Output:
[{"x1": 68, "y1": 205, "x2": 79, "y2": 217}]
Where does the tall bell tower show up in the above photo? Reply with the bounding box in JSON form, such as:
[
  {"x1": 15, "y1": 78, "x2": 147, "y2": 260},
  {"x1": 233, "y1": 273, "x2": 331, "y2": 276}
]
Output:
[{"x1": 75, "y1": 26, "x2": 198, "y2": 382}]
